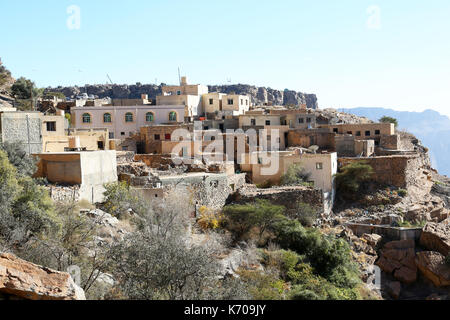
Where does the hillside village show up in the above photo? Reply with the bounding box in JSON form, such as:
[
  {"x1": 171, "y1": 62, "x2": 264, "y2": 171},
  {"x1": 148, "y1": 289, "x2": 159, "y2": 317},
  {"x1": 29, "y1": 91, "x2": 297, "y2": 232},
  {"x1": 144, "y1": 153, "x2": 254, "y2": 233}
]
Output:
[{"x1": 0, "y1": 60, "x2": 450, "y2": 301}]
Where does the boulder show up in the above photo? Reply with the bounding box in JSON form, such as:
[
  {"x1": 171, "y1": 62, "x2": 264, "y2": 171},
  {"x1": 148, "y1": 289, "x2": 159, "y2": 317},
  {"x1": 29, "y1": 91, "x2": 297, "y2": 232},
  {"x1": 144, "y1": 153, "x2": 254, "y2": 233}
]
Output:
[
  {"x1": 415, "y1": 251, "x2": 450, "y2": 287},
  {"x1": 362, "y1": 233, "x2": 382, "y2": 249},
  {"x1": 0, "y1": 253, "x2": 85, "y2": 300},
  {"x1": 376, "y1": 240, "x2": 417, "y2": 284},
  {"x1": 420, "y1": 223, "x2": 450, "y2": 256}
]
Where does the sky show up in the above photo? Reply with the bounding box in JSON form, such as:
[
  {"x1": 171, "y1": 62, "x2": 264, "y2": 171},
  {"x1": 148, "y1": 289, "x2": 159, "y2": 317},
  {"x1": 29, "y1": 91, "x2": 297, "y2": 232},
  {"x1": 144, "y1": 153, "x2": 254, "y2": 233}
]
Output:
[{"x1": 1, "y1": 0, "x2": 450, "y2": 117}]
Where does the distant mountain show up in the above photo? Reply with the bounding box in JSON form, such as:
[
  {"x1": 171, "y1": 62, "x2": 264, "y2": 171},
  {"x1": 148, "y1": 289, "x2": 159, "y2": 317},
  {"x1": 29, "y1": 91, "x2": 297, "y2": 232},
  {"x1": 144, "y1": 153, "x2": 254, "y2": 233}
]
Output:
[{"x1": 341, "y1": 107, "x2": 450, "y2": 177}]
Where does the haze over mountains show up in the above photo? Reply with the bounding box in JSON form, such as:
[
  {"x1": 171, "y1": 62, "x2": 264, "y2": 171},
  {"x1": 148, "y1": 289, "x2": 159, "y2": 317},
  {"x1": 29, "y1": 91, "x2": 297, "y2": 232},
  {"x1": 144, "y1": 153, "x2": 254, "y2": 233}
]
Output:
[{"x1": 343, "y1": 107, "x2": 450, "y2": 177}]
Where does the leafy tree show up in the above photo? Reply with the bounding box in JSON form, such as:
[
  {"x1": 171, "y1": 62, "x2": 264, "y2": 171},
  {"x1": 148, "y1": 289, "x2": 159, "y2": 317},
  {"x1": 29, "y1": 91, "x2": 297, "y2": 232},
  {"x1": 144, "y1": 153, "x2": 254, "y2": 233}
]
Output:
[
  {"x1": 335, "y1": 161, "x2": 374, "y2": 200},
  {"x1": 0, "y1": 150, "x2": 20, "y2": 219},
  {"x1": 280, "y1": 163, "x2": 311, "y2": 186},
  {"x1": 223, "y1": 199, "x2": 286, "y2": 243},
  {"x1": 379, "y1": 116, "x2": 398, "y2": 128},
  {"x1": 10, "y1": 77, "x2": 43, "y2": 110}
]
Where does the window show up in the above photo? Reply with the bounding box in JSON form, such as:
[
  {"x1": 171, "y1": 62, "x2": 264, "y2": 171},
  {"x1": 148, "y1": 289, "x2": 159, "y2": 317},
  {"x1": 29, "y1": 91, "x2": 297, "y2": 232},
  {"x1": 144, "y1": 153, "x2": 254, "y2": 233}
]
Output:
[
  {"x1": 165, "y1": 134, "x2": 171, "y2": 140},
  {"x1": 176, "y1": 90, "x2": 181, "y2": 95},
  {"x1": 146, "y1": 112, "x2": 154, "y2": 122},
  {"x1": 246, "y1": 100, "x2": 248, "y2": 105},
  {"x1": 169, "y1": 112, "x2": 177, "y2": 122},
  {"x1": 375, "y1": 141, "x2": 380, "y2": 146},
  {"x1": 103, "y1": 113, "x2": 112, "y2": 123},
  {"x1": 316, "y1": 162, "x2": 323, "y2": 170},
  {"x1": 228, "y1": 99, "x2": 234, "y2": 105},
  {"x1": 122, "y1": 146, "x2": 128, "y2": 151},
  {"x1": 375, "y1": 130, "x2": 381, "y2": 135},
  {"x1": 97, "y1": 141, "x2": 104, "y2": 150},
  {"x1": 109, "y1": 132, "x2": 114, "y2": 139},
  {"x1": 251, "y1": 119, "x2": 256, "y2": 126},
  {"x1": 333, "y1": 128, "x2": 338, "y2": 133},
  {"x1": 299, "y1": 118, "x2": 304, "y2": 124},
  {"x1": 258, "y1": 157, "x2": 263, "y2": 164},
  {"x1": 265, "y1": 120, "x2": 271, "y2": 126},
  {"x1": 46, "y1": 122, "x2": 56, "y2": 132},
  {"x1": 209, "y1": 99, "x2": 214, "y2": 105},
  {"x1": 347, "y1": 131, "x2": 353, "y2": 135},
  {"x1": 241, "y1": 99, "x2": 244, "y2": 105},
  {"x1": 82, "y1": 113, "x2": 91, "y2": 123},
  {"x1": 125, "y1": 112, "x2": 134, "y2": 123},
  {"x1": 121, "y1": 132, "x2": 125, "y2": 136},
  {"x1": 356, "y1": 131, "x2": 361, "y2": 136},
  {"x1": 365, "y1": 131, "x2": 371, "y2": 136},
  {"x1": 155, "y1": 134, "x2": 161, "y2": 140},
  {"x1": 306, "y1": 117, "x2": 312, "y2": 123}
]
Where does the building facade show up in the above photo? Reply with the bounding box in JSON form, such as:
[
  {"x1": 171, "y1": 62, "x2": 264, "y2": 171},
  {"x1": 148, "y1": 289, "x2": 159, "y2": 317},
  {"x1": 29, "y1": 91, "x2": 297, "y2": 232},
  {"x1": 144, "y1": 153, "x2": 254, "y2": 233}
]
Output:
[{"x1": 71, "y1": 105, "x2": 185, "y2": 140}]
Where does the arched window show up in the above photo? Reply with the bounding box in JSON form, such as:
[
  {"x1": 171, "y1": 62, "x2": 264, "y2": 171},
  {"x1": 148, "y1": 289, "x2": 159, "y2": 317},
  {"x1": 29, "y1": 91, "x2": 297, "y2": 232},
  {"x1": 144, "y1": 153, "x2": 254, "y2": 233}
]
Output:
[
  {"x1": 125, "y1": 112, "x2": 134, "y2": 123},
  {"x1": 169, "y1": 111, "x2": 177, "y2": 122},
  {"x1": 146, "y1": 112, "x2": 154, "y2": 122},
  {"x1": 82, "y1": 113, "x2": 91, "y2": 123},
  {"x1": 103, "y1": 113, "x2": 112, "y2": 123}
]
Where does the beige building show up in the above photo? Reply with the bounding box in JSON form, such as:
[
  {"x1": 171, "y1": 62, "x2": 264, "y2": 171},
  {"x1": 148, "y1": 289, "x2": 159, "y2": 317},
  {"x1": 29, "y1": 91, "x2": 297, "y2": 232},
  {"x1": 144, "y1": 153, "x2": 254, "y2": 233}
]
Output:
[
  {"x1": 34, "y1": 151, "x2": 118, "y2": 203},
  {"x1": 221, "y1": 94, "x2": 250, "y2": 115},
  {"x1": 319, "y1": 123, "x2": 395, "y2": 144},
  {"x1": 202, "y1": 92, "x2": 226, "y2": 114},
  {"x1": 243, "y1": 150, "x2": 337, "y2": 213},
  {"x1": 43, "y1": 128, "x2": 111, "y2": 153},
  {"x1": 157, "y1": 77, "x2": 209, "y2": 119}
]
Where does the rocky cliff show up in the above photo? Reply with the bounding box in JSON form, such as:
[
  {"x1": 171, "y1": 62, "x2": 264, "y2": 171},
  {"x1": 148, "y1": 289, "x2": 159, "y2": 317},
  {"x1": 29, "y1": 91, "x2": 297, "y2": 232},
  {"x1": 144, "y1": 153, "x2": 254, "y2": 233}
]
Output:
[{"x1": 46, "y1": 83, "x2": 319, "y2": 109}]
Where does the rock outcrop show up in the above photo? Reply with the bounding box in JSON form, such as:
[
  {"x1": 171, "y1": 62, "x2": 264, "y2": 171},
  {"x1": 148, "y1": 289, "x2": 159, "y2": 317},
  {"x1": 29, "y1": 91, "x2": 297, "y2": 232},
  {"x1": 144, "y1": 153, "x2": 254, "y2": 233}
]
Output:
[
  {"x1": 415, "y1": 251, "x2": 450, "y2": 287},
  {"x1": 0, "y1": 253, "x2": 85, "y2": 300},
  {"x1": 47, "y1": 83, "x2": 319, "y2": 109},
  {"x1": 420, "y1": 223, "x2": 450, "y2": 256},
  {"x1": 376, "y1": 240, "x2": 417, "y2": 284}
]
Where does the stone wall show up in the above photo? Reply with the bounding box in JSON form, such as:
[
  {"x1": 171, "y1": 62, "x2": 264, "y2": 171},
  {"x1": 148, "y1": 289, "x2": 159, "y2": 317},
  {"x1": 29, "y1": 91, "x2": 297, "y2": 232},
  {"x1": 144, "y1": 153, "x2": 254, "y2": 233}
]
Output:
[
  {"x1": 227, "y1": 186, "x2": 325, "y2": 213},
  {"x1": 338, "y1": 154, "x2": 431, "y2": 189},
  {"x1": 0, "y1": 112, "x2": 42, "y2": 154},
  {"x1": 46, "y1": 185, "x2": 81, "y2": 203},
  {"x1": 159, "y1": 173, "x2": 246, "y2": 210},
  {"x1": 380, "y1": 134, "x2": 400, "y2": 150}
]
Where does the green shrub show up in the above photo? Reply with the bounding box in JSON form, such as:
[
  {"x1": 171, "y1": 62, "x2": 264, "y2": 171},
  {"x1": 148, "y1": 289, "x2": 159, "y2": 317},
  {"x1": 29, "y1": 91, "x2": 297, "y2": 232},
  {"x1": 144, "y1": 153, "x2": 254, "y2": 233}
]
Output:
[
  {"x1": 335, "y1": 161, "x2": 374, "y2": 200},
  {"x1": 281, "y1": 163, "x2": 311, "y2": 186},
  {"x1": 445, "y1": 255, "x2": 450, "y2": 267},
  {"x1": 256, "y1": 180, "x2": 273, "y2": 189},
  {"x1": 397, "y1": 189, "x2": 408, "y2": 197},
  {"x1": 102, "y1": 181, "x2": 147, "y2": 218},
  {"x1": 290, "y1": 202, "x2": 318, "y2": 227},
  {"x1": 223, "y1": 199, "x2": 286, "y2": 243}
]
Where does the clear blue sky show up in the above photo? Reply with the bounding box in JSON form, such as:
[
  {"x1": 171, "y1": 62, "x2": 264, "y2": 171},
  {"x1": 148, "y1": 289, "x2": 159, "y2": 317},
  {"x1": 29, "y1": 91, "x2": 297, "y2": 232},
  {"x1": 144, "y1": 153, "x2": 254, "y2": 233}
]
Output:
[{"x1": 1, "y1": 0, "x2": 450, "y2": 116}]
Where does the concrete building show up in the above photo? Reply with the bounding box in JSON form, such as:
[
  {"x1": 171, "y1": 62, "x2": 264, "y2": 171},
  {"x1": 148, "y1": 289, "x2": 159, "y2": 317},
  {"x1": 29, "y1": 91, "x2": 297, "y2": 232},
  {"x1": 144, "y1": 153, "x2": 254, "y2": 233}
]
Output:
[
  {"x1": 202, "y1": 92, "x2": 226, "y2": 115},
  {"x1": 140, "y1": 124, "x2": 193, "y2": 154},
  {"x1": 71, "y1": 104, "x2": 185, "y2": 140},
  {"x1": 43, "y1": 128, "x2": 111, "y2": 153},
  {"x1": 34, "y1": 151, "x2": 118, "y2": 203},
  {"x1": 157, "y1": 77, "x2": 208, "y2": 119}
]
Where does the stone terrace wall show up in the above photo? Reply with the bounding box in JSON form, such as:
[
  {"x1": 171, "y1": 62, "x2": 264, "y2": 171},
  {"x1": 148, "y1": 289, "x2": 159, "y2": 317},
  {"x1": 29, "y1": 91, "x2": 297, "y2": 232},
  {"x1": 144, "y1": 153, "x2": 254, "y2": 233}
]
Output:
[
  {"x1": 228, "y1": 186, "x2": 325, "y2": 213},
  {"x1": 338, "y1": 154, "x2": 431, "y2": 189}
]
